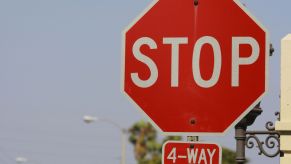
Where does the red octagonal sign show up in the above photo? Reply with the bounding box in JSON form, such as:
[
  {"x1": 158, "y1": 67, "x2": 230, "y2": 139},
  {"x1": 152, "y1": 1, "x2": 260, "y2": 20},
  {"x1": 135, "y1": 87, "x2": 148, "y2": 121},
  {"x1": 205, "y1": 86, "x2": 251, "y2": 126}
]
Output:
[{"x1": 122, "y1": 0, "x2": 268, "y2": 135}]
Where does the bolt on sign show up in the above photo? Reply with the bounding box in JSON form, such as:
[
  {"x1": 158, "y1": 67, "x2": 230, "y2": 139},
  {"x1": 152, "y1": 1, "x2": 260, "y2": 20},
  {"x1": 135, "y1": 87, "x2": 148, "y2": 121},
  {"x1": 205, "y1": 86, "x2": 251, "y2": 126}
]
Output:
[
  {"x1": 122, "y1": 0, "x2": 268, "y2": 135},
  {"x1": 162, "y1": 141, "x2": 221, "y2": 164}
]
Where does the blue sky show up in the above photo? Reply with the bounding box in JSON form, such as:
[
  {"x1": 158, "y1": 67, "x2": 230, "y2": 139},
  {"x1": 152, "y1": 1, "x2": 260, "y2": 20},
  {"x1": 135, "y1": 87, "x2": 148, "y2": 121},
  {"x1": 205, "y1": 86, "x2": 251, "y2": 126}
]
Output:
[{"x1": 0, "y1": 0, "x2": 290, "y2": 163}]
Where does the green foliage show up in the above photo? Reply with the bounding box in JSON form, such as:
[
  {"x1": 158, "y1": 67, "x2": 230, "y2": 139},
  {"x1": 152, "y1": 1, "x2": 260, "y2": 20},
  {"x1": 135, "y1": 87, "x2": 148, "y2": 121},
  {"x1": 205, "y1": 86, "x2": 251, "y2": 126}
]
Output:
[
  {"x1": 128, "y1": 120, "x2": 245, "y2": 164},
  {"x1": 222, "y1": 147, "x2": 249, "y2": 164},
  {"x1": 222, "y1": 147, "x2": 237, "y2": 164},
  {"x1": 128, "y1": 120, "x2": 181, "y2": 163}
]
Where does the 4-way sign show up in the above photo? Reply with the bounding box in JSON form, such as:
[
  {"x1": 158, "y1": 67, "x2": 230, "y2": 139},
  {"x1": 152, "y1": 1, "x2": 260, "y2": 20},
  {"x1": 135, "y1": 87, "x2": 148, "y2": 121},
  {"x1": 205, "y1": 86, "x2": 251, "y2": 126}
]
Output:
[
  {"x1": 163, "y1": 141, "x2": 221, "y2": 164},
  {"x1": 122, "y1": 0, "x2": 268, "y2": 134}
]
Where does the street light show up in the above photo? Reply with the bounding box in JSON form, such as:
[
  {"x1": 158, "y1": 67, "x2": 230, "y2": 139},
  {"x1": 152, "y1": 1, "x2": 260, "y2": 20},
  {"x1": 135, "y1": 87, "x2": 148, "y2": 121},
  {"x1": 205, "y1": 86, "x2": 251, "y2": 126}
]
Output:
[
  {"x1": 15, "y1": 157, "x2": 28, "y2": 164},
  {"x1": 83, "y1": 115, "x2": 97, "y2": 124},
  {"x1": 83, "y1": 115, "x2": 127, "y2": 164}
]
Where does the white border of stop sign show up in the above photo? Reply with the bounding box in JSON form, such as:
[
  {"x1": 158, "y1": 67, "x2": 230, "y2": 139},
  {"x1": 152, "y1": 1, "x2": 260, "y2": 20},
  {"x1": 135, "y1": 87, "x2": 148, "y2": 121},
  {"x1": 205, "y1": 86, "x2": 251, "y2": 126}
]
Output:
[{"x1": 122, "y1": 0, "x2": 269, "y2": 136}]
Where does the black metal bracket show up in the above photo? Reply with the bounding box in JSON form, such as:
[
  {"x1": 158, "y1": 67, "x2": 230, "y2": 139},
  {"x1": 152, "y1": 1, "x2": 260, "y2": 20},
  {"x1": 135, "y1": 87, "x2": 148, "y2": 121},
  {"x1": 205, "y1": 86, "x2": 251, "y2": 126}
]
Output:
[
  {"x1": 245, "y1": 112, "x2": 280, "y2": 158},
  {"x1": 235, "y1": 104, "x2": 281, "y2": 164}
]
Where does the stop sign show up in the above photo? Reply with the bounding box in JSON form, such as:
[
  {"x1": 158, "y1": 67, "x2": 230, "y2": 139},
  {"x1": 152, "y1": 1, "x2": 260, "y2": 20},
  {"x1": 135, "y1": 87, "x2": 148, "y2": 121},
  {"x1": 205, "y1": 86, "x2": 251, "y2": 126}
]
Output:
[{"x1": 122, "y1": 0, "x2": 268, "y2": 134}]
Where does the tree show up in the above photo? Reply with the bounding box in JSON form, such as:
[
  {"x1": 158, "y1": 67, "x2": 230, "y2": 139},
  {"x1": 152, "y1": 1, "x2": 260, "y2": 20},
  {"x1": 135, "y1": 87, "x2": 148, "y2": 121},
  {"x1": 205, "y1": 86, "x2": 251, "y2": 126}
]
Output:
[
  {"x1": 128, "y1": 120, "x2": 246, "y2": 164},
  {"x1": 222, "y1": 147, "x2": 237, "y2": 164}
]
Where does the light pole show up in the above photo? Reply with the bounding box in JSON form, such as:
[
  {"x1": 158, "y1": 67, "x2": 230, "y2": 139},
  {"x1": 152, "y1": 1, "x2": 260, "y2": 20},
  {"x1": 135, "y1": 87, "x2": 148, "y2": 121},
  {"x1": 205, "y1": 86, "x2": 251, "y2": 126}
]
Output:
[{"x1": 83, "y1": 115, "x2": 127, "y2": 164}]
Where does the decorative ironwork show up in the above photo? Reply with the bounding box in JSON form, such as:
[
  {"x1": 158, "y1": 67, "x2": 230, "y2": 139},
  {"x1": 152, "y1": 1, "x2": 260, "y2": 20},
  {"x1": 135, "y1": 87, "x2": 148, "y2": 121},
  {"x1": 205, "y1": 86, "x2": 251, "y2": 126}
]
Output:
[{"x1": 245, "y1": 112, "x2": 280, "y2": 158}]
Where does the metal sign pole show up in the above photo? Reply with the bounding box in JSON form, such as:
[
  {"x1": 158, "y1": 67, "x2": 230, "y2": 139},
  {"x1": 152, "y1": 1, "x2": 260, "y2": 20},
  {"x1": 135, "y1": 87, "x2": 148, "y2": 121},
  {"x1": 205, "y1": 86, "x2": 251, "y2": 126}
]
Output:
[{"x1": 235, "y1": 123, "x2": 247, "y2": 164}]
